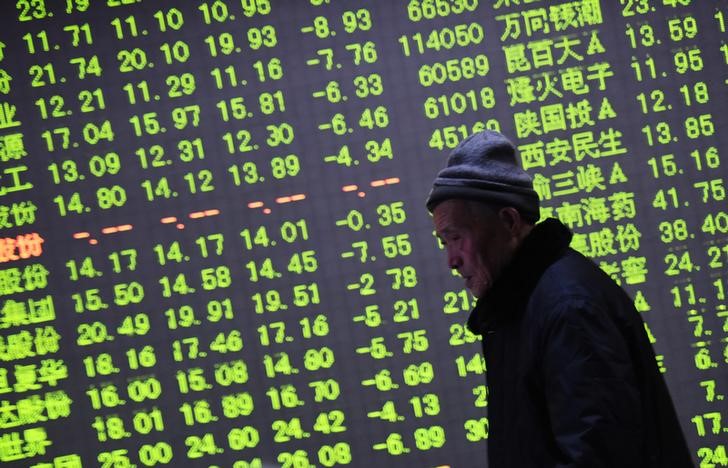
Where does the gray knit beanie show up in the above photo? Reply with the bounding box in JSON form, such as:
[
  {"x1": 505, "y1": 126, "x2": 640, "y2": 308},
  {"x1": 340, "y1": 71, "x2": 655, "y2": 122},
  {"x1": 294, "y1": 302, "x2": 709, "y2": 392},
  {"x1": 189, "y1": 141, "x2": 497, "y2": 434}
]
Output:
[{"x1": 426, "y1": 130, "x2": 540, "y2": 223}]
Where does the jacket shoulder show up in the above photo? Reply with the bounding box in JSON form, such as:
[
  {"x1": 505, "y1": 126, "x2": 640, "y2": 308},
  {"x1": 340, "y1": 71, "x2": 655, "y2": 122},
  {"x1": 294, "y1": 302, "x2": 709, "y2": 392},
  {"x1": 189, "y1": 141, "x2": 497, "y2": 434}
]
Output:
[{"x1": 531, "y1": 248, "x2": 630, "y2": 309}]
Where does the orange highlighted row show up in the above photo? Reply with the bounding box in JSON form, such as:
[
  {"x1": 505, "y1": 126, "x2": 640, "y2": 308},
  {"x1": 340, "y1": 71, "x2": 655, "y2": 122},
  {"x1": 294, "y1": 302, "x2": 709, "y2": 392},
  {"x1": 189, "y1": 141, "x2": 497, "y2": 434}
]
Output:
[
  {"x1": 163, "y1": 208, "x2": 220, "y2": 223},
  {"x1": 101, "y1": 224, "x2": 132, "y2": 234},
  {"x1": 370, "y1": 177, "x2": 400, "y2": 187},
  {"x1": 342, "y1": 177, "x2": 400, "y2": 192},
  {"x1": 189, "y1": 209, "x2": 220, "y2": 219},
  {"x1": 0, "y1": 233, "x2": 44, "y2": 263},
  {"x1": 275, "y1": 194, "x2": 306, "y2": 204},
  {"x1": 73, "y1": 207, "x2": 222, "y2": 244},
  {"x1": 249, "y1": 194, "x2": 306, "y2": 211}
]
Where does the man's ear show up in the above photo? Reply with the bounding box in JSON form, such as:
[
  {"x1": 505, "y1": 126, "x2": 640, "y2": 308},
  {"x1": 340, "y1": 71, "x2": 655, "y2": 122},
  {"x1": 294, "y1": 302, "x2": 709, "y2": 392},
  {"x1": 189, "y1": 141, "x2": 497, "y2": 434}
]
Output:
[{"x1": 497, "y1": 207, "x2": 523, "y2": 236}]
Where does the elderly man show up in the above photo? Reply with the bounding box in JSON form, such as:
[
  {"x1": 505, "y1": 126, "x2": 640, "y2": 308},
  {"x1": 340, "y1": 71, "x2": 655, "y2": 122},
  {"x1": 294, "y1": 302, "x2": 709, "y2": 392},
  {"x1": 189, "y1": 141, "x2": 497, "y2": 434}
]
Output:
[{"x1": 426, "y1": 130, "x2": 692, "y2": 467}]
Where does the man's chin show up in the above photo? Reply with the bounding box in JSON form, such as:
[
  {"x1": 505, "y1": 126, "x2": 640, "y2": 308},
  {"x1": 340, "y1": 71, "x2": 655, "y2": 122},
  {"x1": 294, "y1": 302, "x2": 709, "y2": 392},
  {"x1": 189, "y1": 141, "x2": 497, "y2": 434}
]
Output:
[
  {"x1": 466, "y1": 280, "x2": 489, "y2": 299},
  {"x1": 466, "y1": 285, "x2": 481, "y2": 299}
]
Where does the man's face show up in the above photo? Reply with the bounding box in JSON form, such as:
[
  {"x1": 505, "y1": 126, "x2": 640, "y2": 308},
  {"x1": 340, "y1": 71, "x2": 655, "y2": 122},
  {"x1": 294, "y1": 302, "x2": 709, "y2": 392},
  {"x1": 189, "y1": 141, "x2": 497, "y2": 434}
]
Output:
[{"x1": 433, "y1": 199, "x2": 515, "y2": 298}]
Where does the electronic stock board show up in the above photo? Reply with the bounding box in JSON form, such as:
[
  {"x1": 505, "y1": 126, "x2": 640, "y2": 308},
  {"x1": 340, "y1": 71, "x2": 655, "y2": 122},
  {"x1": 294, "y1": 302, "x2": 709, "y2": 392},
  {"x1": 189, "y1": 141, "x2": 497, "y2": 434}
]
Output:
[{"x1": 0, "y1": 0, "x2": 727, "y2": 466}]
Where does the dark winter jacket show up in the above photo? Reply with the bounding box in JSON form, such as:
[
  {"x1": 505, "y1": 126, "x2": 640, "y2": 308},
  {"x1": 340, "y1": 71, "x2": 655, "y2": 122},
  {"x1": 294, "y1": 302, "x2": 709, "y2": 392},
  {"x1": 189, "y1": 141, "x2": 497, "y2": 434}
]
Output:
[{"x1": 467, "y1": 219, "x2": 693, "y2": 467}]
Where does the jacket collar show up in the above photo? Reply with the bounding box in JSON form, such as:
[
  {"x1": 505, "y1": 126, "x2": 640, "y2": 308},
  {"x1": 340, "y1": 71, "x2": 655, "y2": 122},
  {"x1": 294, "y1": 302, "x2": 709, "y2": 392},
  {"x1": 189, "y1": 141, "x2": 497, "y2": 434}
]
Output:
[{"x1": 467, "y1": 218, "x2": 573, "y2": 335}]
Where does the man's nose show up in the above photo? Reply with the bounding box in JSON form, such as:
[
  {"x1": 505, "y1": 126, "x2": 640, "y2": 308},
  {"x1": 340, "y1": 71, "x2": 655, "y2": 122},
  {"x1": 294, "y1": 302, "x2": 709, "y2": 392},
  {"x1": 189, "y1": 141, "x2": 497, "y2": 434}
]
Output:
[{"x1": 447, "y1": 250, "x2": 461, "y2": 270}]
